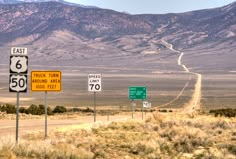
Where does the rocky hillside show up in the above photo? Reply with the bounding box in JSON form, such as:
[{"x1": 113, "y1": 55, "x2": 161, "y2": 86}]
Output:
[{"x1": 0, "y1": 1, "x2": 235, "y2": 47}]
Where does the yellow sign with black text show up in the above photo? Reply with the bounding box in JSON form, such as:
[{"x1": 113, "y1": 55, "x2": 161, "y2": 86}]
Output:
[{"x1": 31, "y1": 71, "x2": 61, "y2": 91}]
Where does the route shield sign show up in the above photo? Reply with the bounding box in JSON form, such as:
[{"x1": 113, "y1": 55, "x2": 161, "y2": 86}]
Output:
[
  {"x1": 9, "y1": 74, "x2": 27, "y2": 92},
  {"x1": 10, "y1": 56, "x2": 28, "y2": 74},
  {"x1": 31, "y1": 71, "x2": 61, "y2": 91},
  {"x1": 9, "y1": 47, "x2": 28, "y2": 93},
  {"x1": 88, "y1": 74, "x2": 102, "y2": 92},
  {"x1": 129, "y1": 86, "x2": 147, "y2": 100}
]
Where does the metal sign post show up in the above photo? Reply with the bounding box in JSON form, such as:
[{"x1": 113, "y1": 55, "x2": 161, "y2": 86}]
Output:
[
  {"x1": 10, "y1": 47, "x2": 28, "y2": 144},
  {"x1": 45, "y1": 91, "x2": 48, "y2": 139},
  {"x1": 131, "y1": 100, "x2": 135, "y2": 119},
  {"x1": 107, "y1": 109, "x2": 109, "y2": 121},
  {"x1": 16, "y1": 92, "x2": 19, "y2": 144},
  {"x1": 142, "y1": 100, "x2": 144, "y2": 120},
  {"x1": 88, "y1": 74, "x2": 102, "y2": 123},
  {"x1": 31, "y1": 71, "x2": 61, "y2": 139},
  {"x1": 94, "y1": 92, "x2": 96, "y2": 122},
  {"x1": 129, "y1": 86, "x2": 147, "y2": 120}
]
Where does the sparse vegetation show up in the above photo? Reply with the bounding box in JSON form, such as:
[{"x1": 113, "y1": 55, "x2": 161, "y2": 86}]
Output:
[
  {"x1": 0, "y1": 112, "x2": 235, "y2": 159},
  {"x1": 209, "y1": 108, "x2": 236, "y2": 117},
  {"x1": 53, "y1": 105, "x2": 67, "y2": 114},
  {"x1": 0, "y1": 104, "x2": 53, "y2": 115},
  {"x1": 0, "y1": 104, "x2": 16, "y2": 114}
]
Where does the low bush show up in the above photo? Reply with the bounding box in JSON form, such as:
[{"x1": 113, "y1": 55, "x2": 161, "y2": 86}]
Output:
[
  {"x1": 19, "y1": 107, "x2": 28, "y2": 114},
  {"x1": 26, "y1": 104, "x2": 54, "y2": 115},
  {"x1": 81, "y1": 107, "x2": 94, "y2": 113},
  {"x1": 53, "y1": 106, "x2": 67, "y2": 113},
  {"x1": 0, "y1": 104, "x2": 16, "y2": 114},
  {"x1": 209, "y1": 109, "x2": 236, "y2": 118},
  {"x1": 159, "y1": 109, "x2": 168, "y2": 113},
  {"x1": 0, "y1": 104, "x2": 54, "y2": 115}
]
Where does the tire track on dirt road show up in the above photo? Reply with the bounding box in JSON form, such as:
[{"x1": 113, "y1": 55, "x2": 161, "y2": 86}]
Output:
[{"x1": 161, "y1": 40, "x2": 202, "y2": 112}]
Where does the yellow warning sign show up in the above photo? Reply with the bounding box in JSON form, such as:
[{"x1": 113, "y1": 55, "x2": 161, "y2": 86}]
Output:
[{"x1": 31, "y1": 71, "x2": 61, "y2": 91}]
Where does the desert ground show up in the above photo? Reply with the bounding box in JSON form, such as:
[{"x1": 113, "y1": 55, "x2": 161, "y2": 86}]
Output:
[
  {"x1": 0, "y1": 36, "x2": 236, "y2": 158},
  {"x1": 1, "y1": 35, "x2": 235, "y2": 110},
  {"x1": 0, "y1": 112, "x2": 236, "y2": 159}
]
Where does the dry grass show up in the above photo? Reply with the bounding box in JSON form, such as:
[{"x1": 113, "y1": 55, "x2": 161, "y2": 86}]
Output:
[{"x1": 0, "y1": 112, "x2": 236, "y2": 159}]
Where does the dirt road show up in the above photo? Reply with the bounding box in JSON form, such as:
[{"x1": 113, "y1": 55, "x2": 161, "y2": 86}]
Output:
[{"x1": 161, "y1": 40, "x2": 202, "y2": 112}]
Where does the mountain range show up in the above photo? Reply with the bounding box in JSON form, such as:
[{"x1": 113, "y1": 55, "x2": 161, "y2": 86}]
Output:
[
  {"x1": 0, "y1": 1, "x2": 235, "y2": 47},
  {"x1": 0, "y1": 1, "x2": 235, "y2": 74}
]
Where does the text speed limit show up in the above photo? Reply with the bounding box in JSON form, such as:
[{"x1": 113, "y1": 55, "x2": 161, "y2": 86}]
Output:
[
  {"x1": 88, "y1": 74, "x2": 102, "y2": 92},
  {"x1": 9, "y1": 74, "x2": 27, "y2": 92}
]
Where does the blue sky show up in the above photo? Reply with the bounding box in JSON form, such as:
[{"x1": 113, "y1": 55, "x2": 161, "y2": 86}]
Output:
[{"x1": 66, "y1": 0, "x2": 236, "y2": 14}]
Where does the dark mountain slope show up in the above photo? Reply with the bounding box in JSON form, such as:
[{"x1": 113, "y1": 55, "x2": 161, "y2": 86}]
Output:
[{"x1": 0, "y1": 1, "x2": 235, "y2": 47}]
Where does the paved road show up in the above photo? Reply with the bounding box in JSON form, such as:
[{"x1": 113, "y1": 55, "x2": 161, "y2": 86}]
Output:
[{"x1": 0, "y1": 114, "x2": 142, "y2": 137}]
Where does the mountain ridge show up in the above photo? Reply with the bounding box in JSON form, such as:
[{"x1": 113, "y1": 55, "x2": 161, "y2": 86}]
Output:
[{"x1": 0, "y1": 1, "x2": 235, "y2": 47}]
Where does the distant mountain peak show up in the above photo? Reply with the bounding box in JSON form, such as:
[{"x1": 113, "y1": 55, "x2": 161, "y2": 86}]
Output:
[{"x1": 0, "y1": 0, "x2": 97, "y2": 8}]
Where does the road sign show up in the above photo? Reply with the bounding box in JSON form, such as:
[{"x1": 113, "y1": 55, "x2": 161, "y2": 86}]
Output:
[
  {"x1": 9, "y1": 74, "x2": 27, "y2": 92},
  {"x1": 10, "y1": 56, "x2": 28, "y2": 74},
  {"x1": 143, "y1": 101, "x2": 149, "y2": 108},
  {"x1": 143, "y1": 101, "x2": 152, "y2": 108},
  {"x1": 129, "y1": 86, "x2": 147, "y2": 100},
  {"x1": 9, "y1": 47, "x2": 28, "y2": 144},
  {"x1": 88, "y1": 74, "x2": 102, "y2": 92},
  {"x1": 11, "y1": 47, "x2": 27, "y2": 56},
  {"x1": 31, "y1": 71, "x2": 61, "y2": 91}
]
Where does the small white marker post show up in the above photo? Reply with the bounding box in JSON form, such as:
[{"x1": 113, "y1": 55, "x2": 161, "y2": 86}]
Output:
[{"x1": 107, "y1": 109, "x2": 109, "y2": 121}]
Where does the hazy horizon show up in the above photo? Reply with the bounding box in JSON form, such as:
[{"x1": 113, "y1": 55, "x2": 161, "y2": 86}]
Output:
[{"x1": 66, "y1": 0, "x2": 236, "y2": 14}]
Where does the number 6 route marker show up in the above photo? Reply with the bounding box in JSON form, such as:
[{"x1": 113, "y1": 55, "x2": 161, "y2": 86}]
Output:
[{"x1": 88, "y1": 74, "x2": 102, "y2": 122}]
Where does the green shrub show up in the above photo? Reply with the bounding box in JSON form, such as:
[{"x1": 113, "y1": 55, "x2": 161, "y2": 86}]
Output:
[
  {"x1": 27, "y1": 104, "x2": 40, "y2": 115},
  {"x1": 209, "y1": 109, "x2": 236, "y2": 118},
  {"x1": 47, "y1": 107, "x2": 54, "y2": 115},
  {"x1": 0, "y1": 104, "x2": 16, "y2": 114},
  {"x1": 82, "y1": 107, "x2": 94, "y2": 113},
  {"x1": 19, "y1": 107, "x2": 28, "y2": 114},
  {"x1": 71, "y1": 108, "x2": 81, "y2": 112},
  {"x1": 27, "y1": 104, "x2": 53, "y2": 115},
  {"x1": 159, "y1": 109, "x2": 168, "y2": 113},
  {"x1": 53, "y1": 106, "x2": 67, "y2": 113}
]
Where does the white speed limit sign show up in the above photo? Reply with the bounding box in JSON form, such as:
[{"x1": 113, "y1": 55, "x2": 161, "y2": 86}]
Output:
[
  {"x1": 88, "y1": 74, "x2": 102, "y2": 92},
  {"x1": 9, "y1": 74, "x2": 27, "y2": 92},
  {"x1": 10, "y1": 56, "x2": 28, "y2": 74}
]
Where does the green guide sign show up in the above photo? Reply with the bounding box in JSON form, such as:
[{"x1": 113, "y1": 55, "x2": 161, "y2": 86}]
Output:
[{"x1": 129, "y1": 86, "x2": 147, "y2": 100}]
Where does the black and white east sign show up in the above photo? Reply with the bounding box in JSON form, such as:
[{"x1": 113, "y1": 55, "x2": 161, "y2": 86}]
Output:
[
  {"x1": 9, "y1": 74, "x2": 27, "y2": 93},
  {"x1": 10, "y1": 56, "x2": 28, "y2": 74},
  {"x1": 88, "y1": 74, "x2": 102, "y2": 92},
  {"x1": 11, "y1": 47, "x2": 27, "y2": 56}
]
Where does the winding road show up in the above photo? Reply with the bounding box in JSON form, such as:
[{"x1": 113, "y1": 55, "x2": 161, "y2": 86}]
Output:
[{"x1": 161, "y1": 40, "x2": 202, "y2": 112}]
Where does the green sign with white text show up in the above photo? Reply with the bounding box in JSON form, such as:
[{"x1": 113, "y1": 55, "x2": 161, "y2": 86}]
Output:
[{"x1": 129, "y1": 86, "x2": 147, "y2": 100}]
